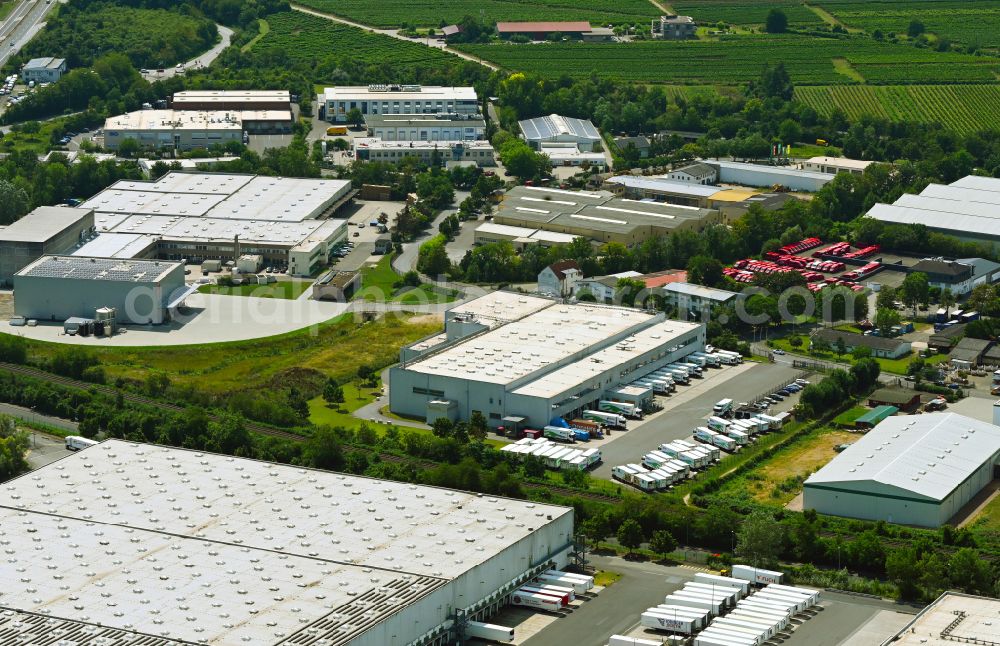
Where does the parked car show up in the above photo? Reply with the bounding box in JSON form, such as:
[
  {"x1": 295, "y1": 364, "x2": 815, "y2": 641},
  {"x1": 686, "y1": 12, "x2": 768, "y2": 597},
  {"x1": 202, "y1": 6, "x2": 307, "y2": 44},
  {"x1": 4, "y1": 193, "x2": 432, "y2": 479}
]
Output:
[{"x1": 773, "y1": 349, "x2": 785, "y2": 355}]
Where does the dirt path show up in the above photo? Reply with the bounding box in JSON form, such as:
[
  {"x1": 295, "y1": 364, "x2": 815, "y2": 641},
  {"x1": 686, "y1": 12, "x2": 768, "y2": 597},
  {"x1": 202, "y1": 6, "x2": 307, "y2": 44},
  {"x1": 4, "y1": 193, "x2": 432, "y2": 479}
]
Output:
[
  {"x1": 290, "y1": 3, "x2": 499, "y2": 70},
  {"x1": 648, "y1": 0, "x2": 673, "y2": 14}
]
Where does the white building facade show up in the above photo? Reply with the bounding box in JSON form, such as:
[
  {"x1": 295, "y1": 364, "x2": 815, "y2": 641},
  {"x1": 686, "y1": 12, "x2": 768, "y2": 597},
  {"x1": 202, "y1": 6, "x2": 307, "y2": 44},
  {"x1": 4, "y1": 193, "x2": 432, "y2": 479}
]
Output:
[
  {"x1": 390, "y1": 293, "x2": 705, "y2": 427},
  {"x1": 804, "y1": 412, "x2": 1000, "y2": 527},
  {"x1": 322, "y1": 85, "x2": 479, "y2": 122}
]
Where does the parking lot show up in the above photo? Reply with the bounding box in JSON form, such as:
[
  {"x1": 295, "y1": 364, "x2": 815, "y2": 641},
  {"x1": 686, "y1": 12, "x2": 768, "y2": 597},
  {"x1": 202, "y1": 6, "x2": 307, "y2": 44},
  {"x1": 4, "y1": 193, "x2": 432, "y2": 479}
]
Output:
[
  {"x1": 590, "y1": 361, "x2": 808, "y2": 480},
  {"x1": 511, "y1": 555, "x2": 915, "y2": 646}
]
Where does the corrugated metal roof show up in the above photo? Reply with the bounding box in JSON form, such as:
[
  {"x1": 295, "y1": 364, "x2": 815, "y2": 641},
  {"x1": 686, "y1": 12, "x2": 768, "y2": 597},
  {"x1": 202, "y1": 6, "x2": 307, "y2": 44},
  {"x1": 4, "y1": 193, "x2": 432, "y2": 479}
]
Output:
[
  {"x1": 607, "y1": 175, "x2": 720, "y2": 197},
  {"x1": 805, "y1": 413, "x2": 1000, "y2": 501},
  {"x1": 519, "y1": 114, "x2": 600, "y2": 142},
  {"x1": 950, "y1": 175, "x2": 1000, "y2": 193},
  {"x1": 664, "y1": 281, "x2": 738, "y2": 301},
  {"x1": 866, "y1": 203, "x2": 1000, "y2": 237}
]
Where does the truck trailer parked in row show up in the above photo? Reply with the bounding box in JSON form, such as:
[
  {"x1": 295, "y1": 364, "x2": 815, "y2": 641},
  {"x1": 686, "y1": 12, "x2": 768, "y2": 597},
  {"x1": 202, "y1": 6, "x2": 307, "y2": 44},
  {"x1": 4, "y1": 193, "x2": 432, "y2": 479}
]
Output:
[
  {"x1": 465, "y1": 621, "x2": 515, "y2": 643},
  {"x1": 731, "y1": 564, "x2": 784, "y2": 586},
  {"x1": 599, "y1": 400, "x2": 642, "y2": 419},
  {"x1": 582, "y1": 410, "x2": 627, "y2": 429}
]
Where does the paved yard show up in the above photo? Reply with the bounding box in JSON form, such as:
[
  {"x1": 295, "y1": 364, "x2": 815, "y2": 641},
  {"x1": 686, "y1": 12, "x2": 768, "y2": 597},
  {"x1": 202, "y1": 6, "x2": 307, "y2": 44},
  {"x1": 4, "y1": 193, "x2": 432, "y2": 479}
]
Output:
[{"x1": 2, "y1": 292, "x2": 348, "y2": 346}]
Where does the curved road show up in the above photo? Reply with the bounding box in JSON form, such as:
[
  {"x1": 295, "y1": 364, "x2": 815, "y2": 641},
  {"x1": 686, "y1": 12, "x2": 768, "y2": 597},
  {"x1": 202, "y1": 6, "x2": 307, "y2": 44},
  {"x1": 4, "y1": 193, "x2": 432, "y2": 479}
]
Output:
[
  {"x1": 290, "y1": 3, "x2": 499, "y2": 71},
  {"x1": 141, "y1": 24, "x2": 233, "y2": 81}
]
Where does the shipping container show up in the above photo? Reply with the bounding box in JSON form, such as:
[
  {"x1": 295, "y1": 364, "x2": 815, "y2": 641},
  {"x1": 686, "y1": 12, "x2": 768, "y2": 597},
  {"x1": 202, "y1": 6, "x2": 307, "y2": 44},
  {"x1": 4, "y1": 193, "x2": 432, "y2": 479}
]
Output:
[{"x1": 466, "y1": 621, "x2": 515, "y2": 642}]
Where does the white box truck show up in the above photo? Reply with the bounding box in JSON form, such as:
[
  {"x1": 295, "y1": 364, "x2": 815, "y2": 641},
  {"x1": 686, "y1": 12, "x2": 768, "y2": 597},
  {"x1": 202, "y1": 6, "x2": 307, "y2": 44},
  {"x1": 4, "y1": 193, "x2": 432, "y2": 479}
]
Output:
[
  {"x1": 543, "y1": 426, "x2": 575, "y2": 443},
  {"x1": 582, "y1": 410, "x2": 627, "y2": 429},
  {"x1": 466, "y1": 621, "x2": 514, "y2": 643},
  {"x1": 708, "y1": 416, "x2": 731, "y2": 433},
  {"x1": 695, "y1": 427, "x2": 719, "y2": 444},
  {"x1": 724, "y1": 428, "x2": 749, "y2": 446},
  {"x1": 599, "y1": 400, "x2": 640, "y2": 418},
  {"x1": 713, "y1": 399, "x2": 734, "y2": 415}
]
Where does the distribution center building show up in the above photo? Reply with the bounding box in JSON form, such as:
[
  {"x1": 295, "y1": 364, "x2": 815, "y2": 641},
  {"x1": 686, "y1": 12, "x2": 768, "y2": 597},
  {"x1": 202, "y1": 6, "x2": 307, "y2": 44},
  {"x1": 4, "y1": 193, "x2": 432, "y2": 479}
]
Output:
[
  {"x1": 865, "y1": 175, "x2": 1000, "y2": 250},
  {"x1": 77, "y1": 172, "x2": 354, "y2": 275},
  {"x1": 390, "y1": 291, "x2": 704, "y2": 427},
  {"x1": 363, "y1": 114, "x2": 487, "y2": 142},
  {"x1": 493, "y1": 185, "x2": 720, "y2": 246},
  {"x1": 13, "y1": 255, "x2": 186, "y2": 325},
  {"x1": 0, "y1": 440, "x2": 573, "y2": 646},
  {"x1": 803, "y1": 412, "x2": 1000, "y2": 527},
  {"x1": 879, "y1": 592, "x2": 1000, "y2": 646},
  {"x1": 0, "y1": 205, "x2": 95, "y2": 285}
]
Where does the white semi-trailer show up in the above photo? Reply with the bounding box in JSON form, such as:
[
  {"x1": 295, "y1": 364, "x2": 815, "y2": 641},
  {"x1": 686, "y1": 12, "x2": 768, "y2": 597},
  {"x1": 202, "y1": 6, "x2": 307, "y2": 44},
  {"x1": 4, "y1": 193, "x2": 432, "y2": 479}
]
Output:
[
  {"x1": 466, "y1": 621, "x2": 515, "y2": 643},
  {"x1": 695, "y1": 572, "x2": 750, "y2": 597},
  {"x1": 641, "y1": 610, "x2": 700, "y2": 634},
  {"x1": 510, "y1": 591, "x2": 563, "y2": 611},
  {"x1": 582, "y1": 410, "x2": 627, "y2": 429},
  {"x1": 609, "y1": 635, "x2": 664, "y2": 646},
  {"x1": 732, "y1": 564, "x2": 784, "y2": 585}
]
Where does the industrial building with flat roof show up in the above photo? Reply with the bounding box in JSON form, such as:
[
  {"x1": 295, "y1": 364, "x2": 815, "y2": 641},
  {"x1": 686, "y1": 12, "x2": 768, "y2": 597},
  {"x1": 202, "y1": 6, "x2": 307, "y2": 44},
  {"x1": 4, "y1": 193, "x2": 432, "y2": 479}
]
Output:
[
  {"x1": 605, "y1": 175, "x2": 796, "y2": 220},
  {"x1": 354, "y1": 138, "x2": 496, "y2": 167},
  {"x1": 390, "y1": 291, "x2": 704, "y2": 427},
  {"x1": 710, "y1": 160, "x2": 836, "y2": 192},
  {"x1": 13, "y1": 255, "x2": 186, "y2": 325},
  {"x1": 104, "y1": 109, "x2": 246, "y2": 150},
  {"x1": 880, "y1": 592, "x2": 1000, "y2": 646},
  {"x1": 0, "y1": 205, "x2": 95, "y2": 285},
  {"x1": 804, "y1": 412, "x2": 1000, "y2": 527},
  {"x1": 171, "y1": 89, "x2": 292, "y2": 111},
  {"x1": 78, "y1": 172, "x2": 354, "y2": 275},
  {"x1": 493, "y1": 186, "x2": 720, "y2": 246},
  {"x1": 0, "y1": 439, "x2": 573, "y2": 646},
  {"x1": 363, "y1": 114, "x2": 486, "y2": 141},
  {"x1": 866, "y1": 175, "x2": 1000, "y2": 250},
  {"x1": 474, "y1": 222, "x2": 579, "y2": 248},
  {"x1": 801, "y1": 156, "x2": 874, "y2": 175},
  {"x1": 322, "y1": 85, "x2": 479, "y2": 122}
]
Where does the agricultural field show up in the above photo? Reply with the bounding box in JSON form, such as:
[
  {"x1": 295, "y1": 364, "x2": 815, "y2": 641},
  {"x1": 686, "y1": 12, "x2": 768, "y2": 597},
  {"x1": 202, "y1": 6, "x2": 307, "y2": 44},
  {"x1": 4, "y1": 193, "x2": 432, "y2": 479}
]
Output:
[
  {"x1": 457, "y1": 34, "x2": 1000, "y2": 85},
  {"x1": 796, "y1": 85, "x2": 1000, "y2": 134},
  {"x1": 294, "y1": 0, "x2": 657, "y2": 28},
  {"x1": 820, "y1": 0, "x2": 1000, "y2": 48},
  {"x1": 673, "y1": 0, "x2": 824, "y2": 26},
  {"x1": 253, "y1": 11, "x2": 460, "y2": 77}
]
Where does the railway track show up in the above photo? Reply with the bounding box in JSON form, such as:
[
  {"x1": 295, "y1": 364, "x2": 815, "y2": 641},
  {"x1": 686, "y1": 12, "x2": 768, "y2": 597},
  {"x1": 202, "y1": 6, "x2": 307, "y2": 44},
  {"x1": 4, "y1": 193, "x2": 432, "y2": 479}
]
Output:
[{"x1": 0, "y1": 362, "x2": 621, "y2": 502}]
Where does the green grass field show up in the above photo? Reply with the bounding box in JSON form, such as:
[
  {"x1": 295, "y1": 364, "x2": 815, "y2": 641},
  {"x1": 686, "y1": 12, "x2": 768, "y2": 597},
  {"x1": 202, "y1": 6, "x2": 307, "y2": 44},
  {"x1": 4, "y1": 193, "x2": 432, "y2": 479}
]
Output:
[
  {"x1": 770, "y1": 337, "x2": 950, "y2": 375},
  {"x1": 353, "y1": 255, "x2": 457, "y2": 304},
  {"x1": 255, "y1": 11, "x2": 459, "y2": 77},
  {"x1": 294, "y1": 0, "x2": 658, "y2": 28},
  {"x1": 20, "y1": 314, "x2": 442, "y2": 395},
  {"x1": 307, "y1": 381, "x2": 378, "y2": 428},
  {"x1": 197, "y1": 280, "x2": 312, "y2": 299},
  {"x1": 457, "y1": 34, "x2": 1000, "y2": 84},
  {"x1": 820, "y1": 0, "x2": 1000, "y2": 48},
  {"x1": 796, "y1": 85, "x2": 1000, "y2": 134}
]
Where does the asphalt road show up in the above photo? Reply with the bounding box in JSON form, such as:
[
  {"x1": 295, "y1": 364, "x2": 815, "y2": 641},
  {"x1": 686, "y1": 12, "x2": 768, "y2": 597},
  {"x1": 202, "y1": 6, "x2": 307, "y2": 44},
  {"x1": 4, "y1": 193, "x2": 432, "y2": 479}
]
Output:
[
  {"x1": 591, "y1": 362, "x2": 805, "y2": 479},
  {"x1": 0, "y1": 0, "x2": 59, "y2": 68},
  {"x1": 392, "y1": 190, "x2": 471, "y2": 274}
]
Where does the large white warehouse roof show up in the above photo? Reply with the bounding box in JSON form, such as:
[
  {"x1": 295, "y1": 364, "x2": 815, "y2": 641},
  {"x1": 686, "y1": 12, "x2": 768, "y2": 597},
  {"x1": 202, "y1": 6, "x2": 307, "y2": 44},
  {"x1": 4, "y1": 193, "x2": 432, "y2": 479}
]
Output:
[
  {"x1": 406, "y1": 303, "x2": 657, "y2": 384},
  {"x1": 0, "y1": 440, "x2": 570, "y2": 645},
  {"x1": 805, "y1": 413, "x2": 1000, "y2": 501}
]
